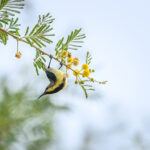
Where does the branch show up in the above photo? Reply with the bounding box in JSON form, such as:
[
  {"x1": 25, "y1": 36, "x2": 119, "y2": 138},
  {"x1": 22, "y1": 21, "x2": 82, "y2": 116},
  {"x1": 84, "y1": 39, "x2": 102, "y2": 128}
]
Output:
[
  {"x1": 0, "y1": 27, "x2": 74, "y2": 71},
  {"x1": 0, "y1": 27, "x2": 107, "y2": 82},
  {"x1": 0, "y1": 27, "x2": 107, "y2": 99}
]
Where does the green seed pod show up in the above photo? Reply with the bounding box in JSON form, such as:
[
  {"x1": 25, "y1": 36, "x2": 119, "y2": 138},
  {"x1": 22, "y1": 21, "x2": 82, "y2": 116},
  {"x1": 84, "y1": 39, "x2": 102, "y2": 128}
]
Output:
[
  {"x1": 90, "y1": 78, "x2": 94, "y2": 82},
  {"x1": 75, "y1": 80, "x2": 78, "y2": 84},
  {"x1": 80, "y1": 81, "x2": 84, "y2": 84}
]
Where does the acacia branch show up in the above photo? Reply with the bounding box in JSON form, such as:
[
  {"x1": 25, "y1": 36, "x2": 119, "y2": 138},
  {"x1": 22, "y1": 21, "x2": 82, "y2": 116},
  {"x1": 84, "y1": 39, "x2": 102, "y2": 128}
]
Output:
[
  {"x1": 0, "y1": 27, "x2": 107, "y2": 85},
  {"x1": 0, "y1": 27, "x2": 74, "y2": 71}
]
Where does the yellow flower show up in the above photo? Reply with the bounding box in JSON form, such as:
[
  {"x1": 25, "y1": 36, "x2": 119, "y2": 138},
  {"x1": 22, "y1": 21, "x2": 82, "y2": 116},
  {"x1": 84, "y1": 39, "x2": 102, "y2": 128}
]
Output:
[
  {"x1": 73, "y1": 57, "x2": 79, "y2": 61},
  {"x1": 73, "y1": 60, "x2": 79, "y2": 66},
  {"x1": 82, "y1": 69, "x2": 90, "y2": 77},
  {"x1": 73, "y1": 57, "x2": 79, "y2": 66},
  {"x1": 73, "y1": 69, "x2": 80, "y2": 77},
  {"x1": 82, "y1": 64, "x2": 89, "y2": 70},
  {"x1": 66, "y1": 63, "x2": 72, "y2": 70},
  {"x1": 15, "y1": 51, "x2": 22, "y2": 59},
  {"x1": 60, "y1": 50, "x2": 68, "y2": 58},
  {"x1": 67, "y1": 57, "x2": 73, "y2": 63}
]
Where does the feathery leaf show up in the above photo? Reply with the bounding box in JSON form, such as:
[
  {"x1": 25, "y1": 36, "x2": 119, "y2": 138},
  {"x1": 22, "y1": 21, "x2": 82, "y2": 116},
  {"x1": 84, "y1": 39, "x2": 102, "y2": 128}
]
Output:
[
  {"x1": 55, "y1": 28, "x2": 85, "y2": 56},
  {"x1": 86, "y1": 51, "x2": 92, "y2": 65},
  {"x1": 33, "y1": 49, "x2": 46, "y2": 75},
  {"x1": 23, "y1": 13, "x2": 54, "y2": 48},
  {"x1": 0, "y1": 0, "x2": 24, "y2": 17}
]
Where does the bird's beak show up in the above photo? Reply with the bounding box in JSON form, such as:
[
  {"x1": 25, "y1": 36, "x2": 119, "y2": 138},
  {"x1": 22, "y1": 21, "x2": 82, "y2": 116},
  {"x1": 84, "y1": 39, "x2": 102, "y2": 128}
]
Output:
[{"x1": 37, "y1": 92, "x2": 46, "y2": 99}]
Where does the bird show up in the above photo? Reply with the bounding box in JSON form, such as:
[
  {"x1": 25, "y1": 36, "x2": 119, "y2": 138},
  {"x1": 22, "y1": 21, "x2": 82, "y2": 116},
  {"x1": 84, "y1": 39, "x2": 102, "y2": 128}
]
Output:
[{"x1": 38, "y1": 56, "x2": 67, "y2": 99}]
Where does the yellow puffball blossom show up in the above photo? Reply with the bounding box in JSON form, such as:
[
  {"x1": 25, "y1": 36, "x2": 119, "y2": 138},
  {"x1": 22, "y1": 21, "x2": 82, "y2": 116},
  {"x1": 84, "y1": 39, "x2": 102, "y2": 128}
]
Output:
[
  {"x1": 73, "y1": 60, "x2": 79, "y2": 66},
  {"x1": 82, "y1": 64, "x2": 89, "y2": 70},
  {"x1": 73, "y1": 69, "x2": 80, "y2": 77},
  {"x1": 73, "y1": 57, "x2": 79, "y2": 61},
  {"x1": 73, "y1": 57, "x2": 79, "y2": 66},
  {"x1": 82, "y1": 69, "x2": 90, "y2": 77},
  {"x1": 67, "y1": 57, "x2": 73, "y2": 63},
  {"x1": 60, "y1": 50, "x2": 68, "y2": 58},
  {"x1": 15, "y1": 51, "x2": 22, "y2": 59}
]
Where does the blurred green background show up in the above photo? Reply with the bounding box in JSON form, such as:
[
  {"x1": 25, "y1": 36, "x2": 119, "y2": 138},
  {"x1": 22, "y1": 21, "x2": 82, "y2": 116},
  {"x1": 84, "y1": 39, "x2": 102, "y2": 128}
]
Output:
[{"x1": 0, "y1": 77, "x2": 68, "y2": 150}]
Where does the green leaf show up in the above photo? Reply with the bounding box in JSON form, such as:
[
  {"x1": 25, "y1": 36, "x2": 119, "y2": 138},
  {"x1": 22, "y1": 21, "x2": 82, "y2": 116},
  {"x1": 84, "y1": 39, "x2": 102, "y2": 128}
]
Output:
[
  {"x1": 34, "y1": 63, "x2": 39, "y2": 76},
  {"x1": 81, "y1": 85, "x2": 88, "y2": 99},
  {"x1": 64, "y1": 28, "x2": 85, "y2": 51},
  {"x1": 25, "y1": 26, "x2": 29, "y2": 36},
  {"x1": 33, "y1": 50, "x2": 46, "y2": 75},
  {"x1": 25, "y1": 38, "x2": 33, "y2": 47},
  {"x1": 0, "y1": 19, "x2": 8, "y2": 24},
  {"x1": 15, "y1": 28, "x2": 20, "y2": 36},
  {"x1": 39, "y1": 36, "x2": 53, "y2": 44},
  {"x1": 7, "y1": 17, "x2": 20, "y2": 36},
  {"x1": 41, "y1": 56, "x2": 46, "y2": 62},
  {"x1": 84, "y1": 85, "x2": 92, "y2": 87},
  {"x1": 55, "y1": 28, "x2": 85, "y2": 56},
  {"x1": 87, "y1": 88, "x2": 95, "y2": 91},
  {"x1": 56, "y1": 37, "x2": 64, "y2": 48},
  {"x1": 86, "y1": 51, "x2": 92, "y2": 65},
  {"x1": 35, "y1": 38, "x2": 46, "y2": 47},
  {"x1": 37, "y1": 61, "x2": 42, "y2": 69},
  {"x1": 23, "y1": 13, "x2": 54, "y2": 48},
  {"x1": 29, "y1": 24, "x2": 39, "y2": 36},
  {"x1": 0, "y1": 0, "x2": 9, "y2": 10},
  {"x1": 0, "y1": 0, "x2": 24, "y2": 16},
  {"x1": 0, "y1": 30, "x2": 8, "y2": 45},
  {"x1": 31, "y1": 38, "x2": 42, "y2": 48}
]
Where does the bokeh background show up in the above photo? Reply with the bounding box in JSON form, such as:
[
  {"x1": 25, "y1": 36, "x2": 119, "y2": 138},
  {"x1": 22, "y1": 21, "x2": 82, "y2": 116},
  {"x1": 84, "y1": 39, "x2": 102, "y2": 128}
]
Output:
[{"x1": 0, "y1": 0, "x2": 150, "y2": 150}]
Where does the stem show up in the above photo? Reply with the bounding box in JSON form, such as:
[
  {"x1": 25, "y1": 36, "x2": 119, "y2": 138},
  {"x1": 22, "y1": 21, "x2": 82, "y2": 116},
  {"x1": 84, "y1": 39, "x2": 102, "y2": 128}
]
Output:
[{"x1": 17, "y1": 39, "x2": 18, "y2": 52}]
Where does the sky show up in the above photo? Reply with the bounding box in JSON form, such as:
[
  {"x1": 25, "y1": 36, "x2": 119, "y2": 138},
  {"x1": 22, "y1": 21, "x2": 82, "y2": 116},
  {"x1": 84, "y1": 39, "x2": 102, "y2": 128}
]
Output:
[{"x1": 0, "y1": 0, "x2": 150, "y2": 149}]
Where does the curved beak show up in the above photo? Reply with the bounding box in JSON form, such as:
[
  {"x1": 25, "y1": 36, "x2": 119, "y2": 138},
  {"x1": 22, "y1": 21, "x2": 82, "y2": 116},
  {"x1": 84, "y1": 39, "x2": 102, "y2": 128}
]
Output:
[{"x1": 37, "y1": 92, "x2": 46, "y2": 99}]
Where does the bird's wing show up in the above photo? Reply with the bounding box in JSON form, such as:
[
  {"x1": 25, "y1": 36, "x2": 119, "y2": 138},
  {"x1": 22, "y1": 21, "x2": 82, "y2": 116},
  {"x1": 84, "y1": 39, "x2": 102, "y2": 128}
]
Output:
[{"x1": 45, "y1": 70, "x2": 57, "y2": 83}]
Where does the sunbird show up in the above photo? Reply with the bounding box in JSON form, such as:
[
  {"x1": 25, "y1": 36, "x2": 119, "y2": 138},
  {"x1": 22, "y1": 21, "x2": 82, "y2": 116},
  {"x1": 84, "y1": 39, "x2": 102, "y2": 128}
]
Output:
[{"x1": 38, "y1": 56, "x2": 67, "y2": 99}]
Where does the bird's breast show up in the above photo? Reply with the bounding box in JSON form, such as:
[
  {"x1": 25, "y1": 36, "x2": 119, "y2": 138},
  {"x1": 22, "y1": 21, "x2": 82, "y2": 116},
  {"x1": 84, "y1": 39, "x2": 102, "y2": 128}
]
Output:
[{"x1": 46, "y1": 76, "x2": 67, "y2": 94}]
